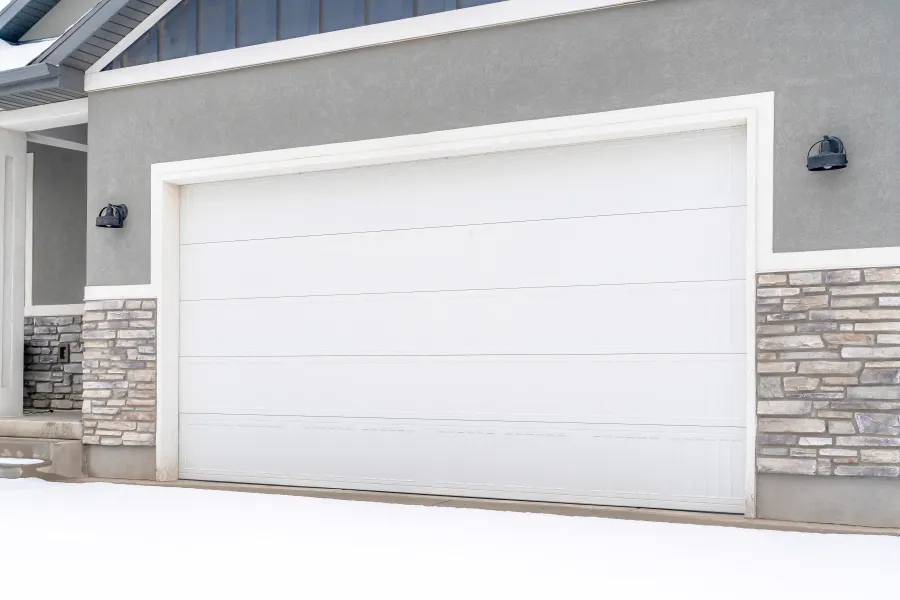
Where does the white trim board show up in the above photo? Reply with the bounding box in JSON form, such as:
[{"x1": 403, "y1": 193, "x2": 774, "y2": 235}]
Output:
[
  {"x1": 0, "y1": 99, "x2": 88, "y2": 132},
  {"x1": 25, "y1": 153, "x2": 32, "y2": 312},
  {"x1": 25, "y1": 133, "x2": 88, "y2": 153},
  {"x1": 150, "y1": 92, "x2": 775, "y2": 518},
  {"x1": 24, "y1": 153, "x2": 85, "y2": 318},
  {"x1": 26, "y1": 304, "x2": 85, "y2": 317},
  {"x1": 83, "y1": 284, "x2": 156, "y2": 301},
  {"x1": 757, "y1": 247, "x2": 900, "y2": 273},
  {"x1": 85, "y1": 0, "x2": 654, "y2": 90}
]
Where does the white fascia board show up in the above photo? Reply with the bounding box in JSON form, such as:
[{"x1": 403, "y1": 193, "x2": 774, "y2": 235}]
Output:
[{"x1": 85, "y1": 0, "x2": 654, "y2": 90}]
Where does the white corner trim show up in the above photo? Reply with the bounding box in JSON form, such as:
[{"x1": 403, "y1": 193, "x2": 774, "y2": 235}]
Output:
[
  {"x1": 25, "y1": 153, "x2": 33, "y2": 311},
  {"x1": 0, "y1": 99, "x2": 88, "y2": 132},
  {"x1": 150, "y1": 92, "x2": 773, "y2": 513},
  {"x1": 85, "y1": 0, "x2": 653, "y2": 91},
  {"x1": 25, "y1": 154, "x2": 84, "y2": 318},
  {"x1": 83, "y1": 284, "x2": 157, "y2": 301},
  {"x1": 87, "y1": 0, "x2": 183, "y2": 74},
  {"x1": 25, "y1": 304, "x2": 85, "y2": 317},
  {"x1": 25, "y1": 133, "x2": 88, "y2": 153}
]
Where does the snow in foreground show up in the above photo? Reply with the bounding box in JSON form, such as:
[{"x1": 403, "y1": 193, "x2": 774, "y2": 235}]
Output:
[
  {"x1": 2, "y1": 480, "x2": 897, "y2": 599},
  {"x1": 0, "y1": 457, "x2": 43, "y2": 465}
]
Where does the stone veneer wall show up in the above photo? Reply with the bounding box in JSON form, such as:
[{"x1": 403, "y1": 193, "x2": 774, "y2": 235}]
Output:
[
  {"x1": 81, "y1": 300, "x2": 157, "y2": 446},
  {"x1": 757, "y1": 268, "x2": 900, "y2": 478},
  {"x1": 24, "y1": 316, "x2": 84, "y2": 410}
]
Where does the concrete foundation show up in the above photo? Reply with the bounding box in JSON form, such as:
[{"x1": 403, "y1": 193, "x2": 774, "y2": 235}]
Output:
[
  {"x1": 758, "y1": 474, "x2": 900, "y2": 529},
  {"x1": 85, "y1": 445, "x2": 155, "y2": 480}
]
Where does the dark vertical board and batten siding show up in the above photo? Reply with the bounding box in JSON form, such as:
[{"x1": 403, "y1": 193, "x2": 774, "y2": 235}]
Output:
[
  {"x1": 236, "y1": 0, "x2": 278, "y2": 47},
  {"x1": 104, "y1": 0, "x2": 506, "y2": 69},
  {"x1": 198, "y1": 0, "x2": 236, "y2": 54},
  {"x1": 278, "y1": 0, "x2": 319, "y2": 40},
  {"x1": 0, "y1": 0, "x2": 502, "y2": 108},
  {"x1": 158, "y1": 0, "x2": 198, "y2": 60}
]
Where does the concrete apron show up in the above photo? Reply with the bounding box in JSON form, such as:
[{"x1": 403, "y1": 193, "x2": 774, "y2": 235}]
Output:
[{"x1": 68, "y1": 478, "x2": 899, "y2": 537}]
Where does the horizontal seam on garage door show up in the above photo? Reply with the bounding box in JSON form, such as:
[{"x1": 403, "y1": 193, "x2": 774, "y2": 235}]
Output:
[
  {"x1": 177, "y1": 412, "x2": 746, "y2": 426},
  {"x1": 179, "y1": 353, "x2": 747, "y2": 358},
  {"x1": 179, "y1": 278, "x2": 746, "y2": 302},
  {"x1": 179, "y1": 205, "x2": 747, "y2": 246}
]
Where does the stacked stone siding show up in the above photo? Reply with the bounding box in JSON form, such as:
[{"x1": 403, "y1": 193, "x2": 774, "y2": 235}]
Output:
[
  {"x1": 757, "y1": 268, "x2": 900, "y2": 477},
  {"x1": 81, "y1": 300, "x2": 157, "y2": 447},
  {"x1": 24, "y1": 316, "x2": 84, "y2": 410}
]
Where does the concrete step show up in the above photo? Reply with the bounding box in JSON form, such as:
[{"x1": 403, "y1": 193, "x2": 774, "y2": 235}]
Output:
[
  {"x1": 0, "y1": 437, "x2": 83, "y2": 480},
  {"x1": 0, "y1": 458, "x2": 51, "y2": 479},
  {"x1": 0, "y1": 412, "x2": 82, "y2": 440}
]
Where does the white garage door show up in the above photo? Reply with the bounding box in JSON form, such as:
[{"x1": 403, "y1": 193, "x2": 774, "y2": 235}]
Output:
[{"x1": 178, "y1": 127, "x2": 748, "y2": 513}]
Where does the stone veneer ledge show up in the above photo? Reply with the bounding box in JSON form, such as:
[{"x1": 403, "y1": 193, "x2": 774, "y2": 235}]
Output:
[
  {"x1": 81, "y1": 299, "x2": 157, "y2": 447},
  {"x1": 757, "y1": 267, "x2": 900, "y2": 478}
]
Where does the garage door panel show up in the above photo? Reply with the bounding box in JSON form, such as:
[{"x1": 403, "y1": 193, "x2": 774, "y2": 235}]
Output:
[
  {"x1": 181, "y1": 128, "x2": 747, "y2": 245},
  {"x1": 180, "y1": 280, "x2": 745, "y2": 357},
  {"x1": 179, "y1": 354, "x2": 745, "y2": 425},
  {"x1": 180, "y1": 207, "x2": 746, "y2": 301},
  {"x1": 179, "y1": 414, "x2": 745, "y2": 513},
  {"x1": 178, "y1": 126, "x2": 748, "y2": 512}
]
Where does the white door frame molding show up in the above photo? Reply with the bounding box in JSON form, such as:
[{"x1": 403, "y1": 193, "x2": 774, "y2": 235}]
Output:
[{"x1": 150, "y1": 92, "x2": 775, "y2": 517}]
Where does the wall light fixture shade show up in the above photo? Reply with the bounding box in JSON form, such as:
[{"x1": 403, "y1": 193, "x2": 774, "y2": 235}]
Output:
[
  {"x1": 96, "y1": 204, "x2": 128, "y2": 228},
  {"x1": 807, "y1": 136, "x2": 848, "y2": 171}
]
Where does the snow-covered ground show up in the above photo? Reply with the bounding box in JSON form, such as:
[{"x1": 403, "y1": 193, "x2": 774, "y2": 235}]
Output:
[
  {"x1": 1, "y1": 479, "x2": 897, "y2": 599},
  {"x1": 0, "y1": 457, "x2": 43, "y2": 465}
]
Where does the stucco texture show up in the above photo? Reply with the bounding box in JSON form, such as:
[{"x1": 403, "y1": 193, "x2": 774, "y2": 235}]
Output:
[
  {"x1": 87, "y1": 0, "x2": 900, "y2": 285},
  {"x1": 28, "y1": 142, "x2": 86, "y2": 305}
]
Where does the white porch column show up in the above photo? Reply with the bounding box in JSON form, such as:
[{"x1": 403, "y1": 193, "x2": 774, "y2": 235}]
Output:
[{"x1": 0, "y1": 127, "x2": 26, "y2": 417}]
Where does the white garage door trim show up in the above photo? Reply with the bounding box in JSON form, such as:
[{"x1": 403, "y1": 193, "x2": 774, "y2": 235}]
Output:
[{"x1": 151, "y1": 92, "x2": 775, "y2": 517}]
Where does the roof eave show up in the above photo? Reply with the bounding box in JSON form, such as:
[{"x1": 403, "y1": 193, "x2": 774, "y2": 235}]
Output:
[
  {"x1": 0, "y1": 63, "x2": 85, "y2": 109},
  {"x1": 31, "y1": 0, "x2": 131, "y2": 66},
  {"x1": 0, "y1": 0, "x2": 63, "y2": 43}
]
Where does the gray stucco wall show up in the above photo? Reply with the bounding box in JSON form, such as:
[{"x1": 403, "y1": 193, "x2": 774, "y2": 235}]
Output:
[
  {"x1": 87, "y1": 0, "x2": 900, "y2": 285},
  {"x1": 28, "y1": 142, "x2": 87, "y2": 305}
]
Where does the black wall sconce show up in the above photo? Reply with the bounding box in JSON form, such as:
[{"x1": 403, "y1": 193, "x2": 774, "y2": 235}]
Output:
[
  {"x1": 95, "y1": 204, "x2": 128, "y2": 229},
  {"x1": 807, "y1": 136, "x2": 848, "y2": 171}
]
